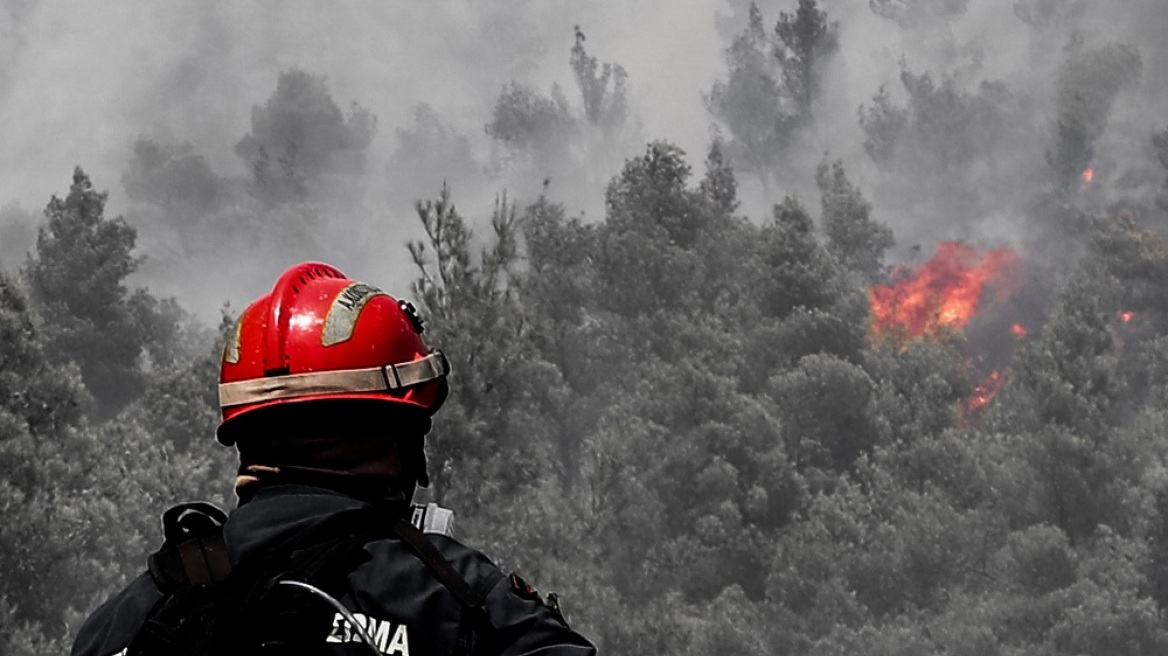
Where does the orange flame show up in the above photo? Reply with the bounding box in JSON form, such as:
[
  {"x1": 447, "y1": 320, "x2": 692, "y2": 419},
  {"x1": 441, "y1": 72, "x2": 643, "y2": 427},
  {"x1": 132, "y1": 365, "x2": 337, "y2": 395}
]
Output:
[
  {"x1": 869, "y1": 242, "x2": 1021, "y2": 340},
  {"x1": 1011, "y1": 323, "x2": 1028, "y2": 337},
  {"x1": 1118, "y1": 310, "x2": 1134, "y2": 323},
  {"x1": 962, "y1": 370, "x2": 1005, "y2": 421},
  {"x1": 1081, "y1": 168, "x2": 1095, "y2": 184}
]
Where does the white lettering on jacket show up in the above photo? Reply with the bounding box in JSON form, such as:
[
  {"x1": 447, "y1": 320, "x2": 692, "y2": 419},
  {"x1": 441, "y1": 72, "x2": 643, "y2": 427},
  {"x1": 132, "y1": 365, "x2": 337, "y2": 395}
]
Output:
[{"x1": 326, "y1": 611, "x2": 410, "y2": 656}]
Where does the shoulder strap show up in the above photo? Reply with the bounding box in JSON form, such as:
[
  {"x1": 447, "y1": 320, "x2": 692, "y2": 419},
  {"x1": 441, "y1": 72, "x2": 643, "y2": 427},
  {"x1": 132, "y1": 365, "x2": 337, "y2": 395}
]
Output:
[
  {"x1": 147, "y1": 503, "x2": 232, "y2": 593},
  {"x1": 390, "y1": 518, "x2": 497, "y2": 656},
  {"x1": 391, "y1": 518, "x2": 485, "y2": 610}
]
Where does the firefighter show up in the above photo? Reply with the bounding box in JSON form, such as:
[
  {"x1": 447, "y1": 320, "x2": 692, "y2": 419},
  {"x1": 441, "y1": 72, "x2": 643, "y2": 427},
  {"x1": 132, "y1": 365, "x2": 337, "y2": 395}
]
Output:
[{"x1": 71, "y1": 261, "x2": 596, "y2": 656}]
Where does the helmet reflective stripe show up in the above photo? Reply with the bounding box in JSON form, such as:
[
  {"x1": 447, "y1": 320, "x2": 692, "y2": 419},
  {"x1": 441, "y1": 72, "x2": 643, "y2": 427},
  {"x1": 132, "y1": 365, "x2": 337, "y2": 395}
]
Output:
[
  {"x1": 223, "y1": 316, "x2": 244, "y2": 364},
  {"x1": 219, "y1": 351, "x2": 449, "y2": 409},
  {"x1": 322, "y1": 282, "x2": 388, "y2": 346}
]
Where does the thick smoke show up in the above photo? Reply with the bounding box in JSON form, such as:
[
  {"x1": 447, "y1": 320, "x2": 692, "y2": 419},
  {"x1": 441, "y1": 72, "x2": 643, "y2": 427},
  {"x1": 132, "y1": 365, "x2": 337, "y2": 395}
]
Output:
[{"x1": 0, "y1": 0, "x2": 1164, "y2": 319}]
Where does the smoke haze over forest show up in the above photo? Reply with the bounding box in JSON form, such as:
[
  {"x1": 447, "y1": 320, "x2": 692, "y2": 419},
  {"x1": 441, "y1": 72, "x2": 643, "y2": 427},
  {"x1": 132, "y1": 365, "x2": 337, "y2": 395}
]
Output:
[
  {"x1": 0, "y1": 0, "x2": 1164, "y2": 319},
  {"x1": 11, "y1": 3, "x2": 1168, "y2": 655}
]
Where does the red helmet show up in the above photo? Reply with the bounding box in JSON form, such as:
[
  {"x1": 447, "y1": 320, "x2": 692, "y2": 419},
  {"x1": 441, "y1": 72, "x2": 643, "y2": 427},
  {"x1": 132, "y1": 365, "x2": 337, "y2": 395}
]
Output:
[{"x1": 216, "y1": 262, "x2": 448, "y2": 445}]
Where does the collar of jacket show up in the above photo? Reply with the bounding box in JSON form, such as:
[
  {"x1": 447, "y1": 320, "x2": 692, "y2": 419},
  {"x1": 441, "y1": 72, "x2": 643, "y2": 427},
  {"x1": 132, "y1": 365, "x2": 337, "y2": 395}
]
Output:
[{"x1": 223, "y1": 484, "x2": 391, "y2": 566}]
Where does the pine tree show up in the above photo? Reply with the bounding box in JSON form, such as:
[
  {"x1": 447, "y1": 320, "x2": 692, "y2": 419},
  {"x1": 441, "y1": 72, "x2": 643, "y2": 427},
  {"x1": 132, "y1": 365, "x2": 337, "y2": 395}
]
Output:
[
  {"x1": 407, "y1": 186, "x2": 535, "y2": 516},
  {"x1": 706, "y1": 3, "x2": 793, "y2": 191},
  {"x1": 570, "y1": 26, "x2": 628, "y2": 136},
  {"x1": 1153, "y1": 128, "x2": 1168, "y2": 213},
  {"x1": 1047, "y1": 40, "x2": 1141, "y2": 191},
  {"x1": 235, "y1": 69, "x2": 376, "y2": 201},
  {"x1": 773, "y1": 0, "x2": 838, "y2": 118},
  {"x1": 816, "y1": 160, "x2": 893, "y2": 281},
  {"x1": 25, "y1": 168, "x2": 172, "y2": 414}
]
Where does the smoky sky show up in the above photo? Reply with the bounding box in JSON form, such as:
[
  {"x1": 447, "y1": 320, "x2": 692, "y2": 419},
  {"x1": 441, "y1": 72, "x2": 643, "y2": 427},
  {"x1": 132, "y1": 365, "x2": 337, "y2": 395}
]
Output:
[{"x1": 0, "y1": 0, "x2": 1164, "y2": 320}]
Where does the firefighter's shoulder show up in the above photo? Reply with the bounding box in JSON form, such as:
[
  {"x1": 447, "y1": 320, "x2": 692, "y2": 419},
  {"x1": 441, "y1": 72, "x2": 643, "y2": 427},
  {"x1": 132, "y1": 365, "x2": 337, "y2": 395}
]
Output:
[{"x1": 70, "y1": 573, "x2": 161, "y2": 656}]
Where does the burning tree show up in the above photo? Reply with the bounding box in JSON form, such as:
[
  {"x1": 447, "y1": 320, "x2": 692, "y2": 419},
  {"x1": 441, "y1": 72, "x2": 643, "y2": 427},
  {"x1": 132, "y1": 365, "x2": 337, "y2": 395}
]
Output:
[
  {"x1": 869, "y1": 241, "x2": 1021, "y2": 341},
  {"x1": 868, "y1": 241, "x2": 1024, "y2": 424}
]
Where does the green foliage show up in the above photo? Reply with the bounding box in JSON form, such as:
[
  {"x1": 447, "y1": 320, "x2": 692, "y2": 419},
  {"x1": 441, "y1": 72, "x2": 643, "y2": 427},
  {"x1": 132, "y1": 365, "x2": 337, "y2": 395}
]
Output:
[
  {"x1": 570, "y1": 26, "x2": 628, "y2": 136},
  {"x1": 486, "y1": 27, "x2": 635, "y2": 203},
  {"x1": 705, "y1": 4, "x2": 793, "y2": 191},
  {"x1": 864, "y1": 339, "x2": 970, "y2": 446},
  {"x1": 0, "y1": 281, "x2": 135, "y2": 632},
  {"x1": 235, "y1": 69, "x2": 376, "y2": 201},
  {"x1": 771, "y1": 353, "x2": 877, "y2": 470},
  {"x1": 1148, "y1": 483, "x2": 1168, "y2": 613},
  {"x1": 595, "y1": 141, "x2": 716, "y2": 318},
  {"x1": 856, "y1": 86, "x2": 907, "y2": 165},
  {"x1": 700, "y1": 140, "x2": 740, "y2": 215},
  {"x1": 24, "y1": 168, "x2": 181, "y2": 414},
  {"x1": 1002, "y1": 269, "x2": 1123, "y2": 437},
  {"x1": 858, "y1": 62, "x2": 1045, "y2": 235},
  {"x1": 11, "y1": 9, "x2": 1168, "y2": 651},
  {"x1": 706, "y1": 0, "x2": 837, "y2": 190},
  {"x1": 122, "y1": 139, "x2": 226, "y2": 216},
  {"x1": 486, "y1": 82, "x2": 576, "y2": 156},
  {"x1": 756, "y1": 196, "x2": 837, "y2": 319},
  {"x1": 516, "y1": 199, "x2": 600, "y2": 496},
  {"x1": 861, "y1": 69, "x2": 1019, "y2": 174},
  {"x1": 816, "y1": 160, "x2": 894, "y2": 281},
  {"x1": 773, "y1": 0, "x2": 838, "y2": 117},
  {"x1": 1, "y1": 168, "x2": 231, "y2": 656},
  {"x1": 398, "y1": 135, "x2": 1168, "y2": 654},
  {"x1": 1048, "y1": 40, "x2": 1142, "y2": 191},
  {"x1": 0, "y1": 274, "x2": 85, "y2": 438},
  {"x1": 1153, "y1": 128, "x2": 1168, "y2": 213},
  {"x1": 29, "y1": 169, "x2": 137, "y2": 329},
  {"x1": 0, "y1": 596, "x2": 65, "y2": 656},
  {"x1": 994, "y1": 524, "x2": 1076, "y2": 596},
  {"x1": 407, "y1": 185, "x2": 536, "y2": 516}
]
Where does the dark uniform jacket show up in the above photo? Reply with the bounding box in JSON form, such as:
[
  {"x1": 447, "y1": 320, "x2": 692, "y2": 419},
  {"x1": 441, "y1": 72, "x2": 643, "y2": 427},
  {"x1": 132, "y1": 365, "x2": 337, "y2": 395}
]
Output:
[{"x1": 71, "y1": 485, "x2": 597, "y2": 656}]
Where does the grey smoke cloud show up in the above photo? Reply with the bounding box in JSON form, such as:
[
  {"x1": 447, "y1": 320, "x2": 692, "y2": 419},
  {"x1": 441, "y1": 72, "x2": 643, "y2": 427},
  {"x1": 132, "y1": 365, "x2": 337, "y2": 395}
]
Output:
[{"x1": 0, "y1": 0, "x2": 1163, "y2": 319}]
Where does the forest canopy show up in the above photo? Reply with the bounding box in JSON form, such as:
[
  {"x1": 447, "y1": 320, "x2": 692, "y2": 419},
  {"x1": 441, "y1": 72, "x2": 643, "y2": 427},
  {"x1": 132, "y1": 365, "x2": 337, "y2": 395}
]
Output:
[{"x1": 4, "y1": 2, "x2": 1168, "y2": 655}]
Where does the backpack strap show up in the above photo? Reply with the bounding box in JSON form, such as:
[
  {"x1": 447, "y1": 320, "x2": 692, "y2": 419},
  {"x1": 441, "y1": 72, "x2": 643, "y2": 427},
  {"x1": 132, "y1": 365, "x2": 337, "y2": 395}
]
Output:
[
  {"x1": 147, "y1": 503, "x2": 232, "y2": 593},
  {"x1": 391, "y1": 518, "x2": 498, "y2": 656},
  {"x1": 391, "y1": 519, "x2": 484, "y2": 610}
]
